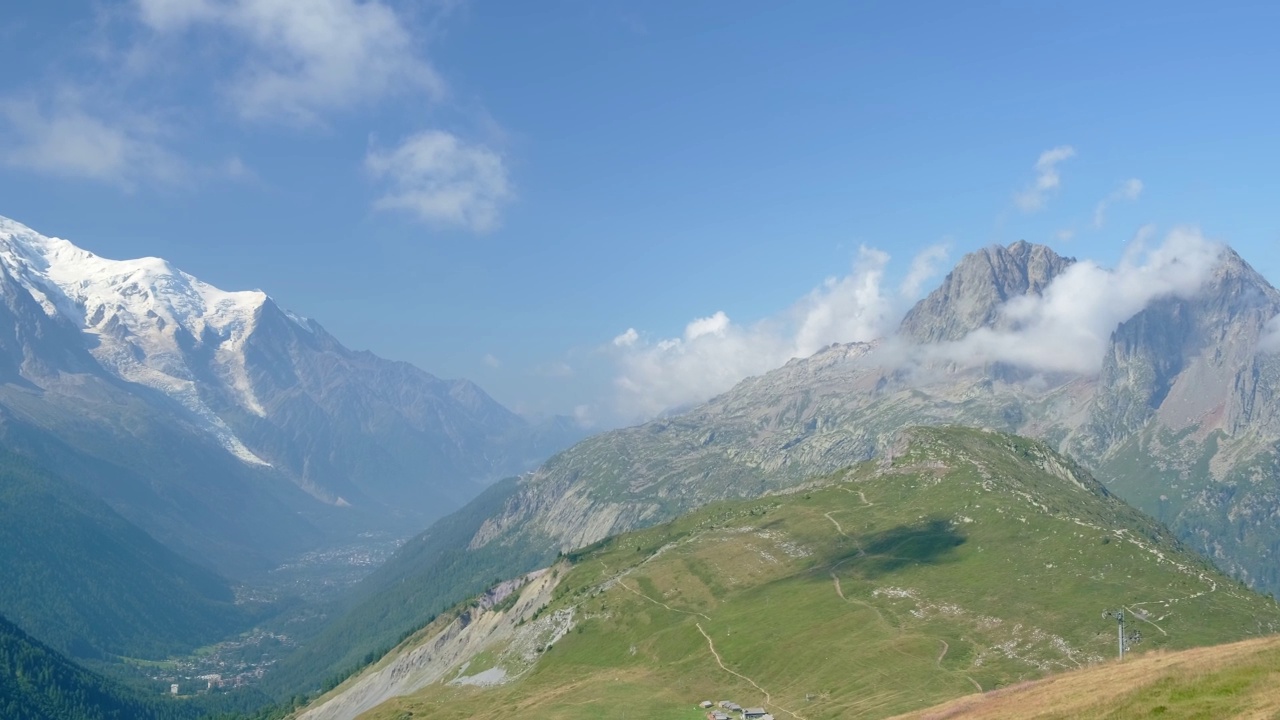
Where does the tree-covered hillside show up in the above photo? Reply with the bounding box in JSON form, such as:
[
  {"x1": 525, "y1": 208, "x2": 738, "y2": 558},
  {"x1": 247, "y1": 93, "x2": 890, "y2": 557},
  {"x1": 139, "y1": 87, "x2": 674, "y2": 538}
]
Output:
[
  {"x1": 0, "y1": 612, "x2": 189, "y2": 720},
  {"x1": 0, "y1": 450, "x2": 257, "y2": 660}
]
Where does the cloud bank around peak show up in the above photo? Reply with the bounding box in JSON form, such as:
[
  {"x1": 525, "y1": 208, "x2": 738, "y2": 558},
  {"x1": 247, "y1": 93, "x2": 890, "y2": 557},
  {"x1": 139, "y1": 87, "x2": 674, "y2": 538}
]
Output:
[
  {"x1": 930, "y1": 227, "x2": 1224, "y2": 374},
  {"x1": 604, "y1": 227, "x2": 1229, "y2": 422},
  {"x1": 608, "y1": 244, "x2": 947, "y2": 420}
]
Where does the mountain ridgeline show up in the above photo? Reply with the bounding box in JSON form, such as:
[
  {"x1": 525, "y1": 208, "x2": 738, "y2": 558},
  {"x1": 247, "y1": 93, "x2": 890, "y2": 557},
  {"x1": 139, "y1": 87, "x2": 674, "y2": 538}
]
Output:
[
  {"x1": 301, "y1": 428, "x2": 1280, "y2": 719},
  {"x1": 303, "y1": 237, "x2": 1280, "y2": 697},
  {"x1": 438, "y1": 238, "x2": 1280, "y2": 588},
  {"x1": 0, "y1": 215, "x2": 582, "y2": 581}
]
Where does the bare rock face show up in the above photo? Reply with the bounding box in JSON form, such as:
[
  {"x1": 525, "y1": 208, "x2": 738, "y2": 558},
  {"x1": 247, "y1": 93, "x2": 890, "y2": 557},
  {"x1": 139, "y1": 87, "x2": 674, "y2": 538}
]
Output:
[
  {"x1": 1079, "y1": 250, "x2": 1280, "y2": 590},
  {"x1": 300, "y1": 568, "x2": 563, "y2": 720},
  {"x1": 898, "y1": 240, "x2": 1075, "y2": 343},
  {"x1": 1086, "y1": 249, "x2": 1280, "y2": 452}
]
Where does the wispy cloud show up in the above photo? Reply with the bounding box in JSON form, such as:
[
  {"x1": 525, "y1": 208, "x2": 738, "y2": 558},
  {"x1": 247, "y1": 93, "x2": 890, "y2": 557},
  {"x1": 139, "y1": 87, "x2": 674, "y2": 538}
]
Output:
[
  {"x1": 366, "y1": 130, "x2": 513, "y2": 233},
  {"x1": 535, "y1": 361, "x2": 574, "y2": 378},
  {"x1": 1093, "y1": 178, "x2": 1144, "y2": 228},
  {"x1": 3, "y1": 1, "x2": 505, "y2": 218},
  {"x1": 1015, "y1": 145, "x2": 1075, "y2": 213},
  {"x1": 134, "y1": 0, "x2": 444, "y2": 125},
  {"x1": 1260, "y1": 315, "x2": 1280, "y2": 354},
  {"x1": 900, "y1": 242, "x2": 949, "y2": 299},
  {"x1": 222, "y1": 155, "x2": 254, "y2": 181},
  {"x1": 0, "y1": 90, "x2": 182, "y2": 188},
  {"x1": 482, "y1": 353, "x2": 501, "y2": 368}
]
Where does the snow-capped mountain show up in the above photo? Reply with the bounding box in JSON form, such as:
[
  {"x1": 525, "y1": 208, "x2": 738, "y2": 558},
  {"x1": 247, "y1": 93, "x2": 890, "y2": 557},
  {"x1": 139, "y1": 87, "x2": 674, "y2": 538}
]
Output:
[
  {"x1": 0, "y1": 216, "x2": 279, "y2": 464},
  {"x1": 0, "y1": 215, "x2": 580, "y2": 576}
]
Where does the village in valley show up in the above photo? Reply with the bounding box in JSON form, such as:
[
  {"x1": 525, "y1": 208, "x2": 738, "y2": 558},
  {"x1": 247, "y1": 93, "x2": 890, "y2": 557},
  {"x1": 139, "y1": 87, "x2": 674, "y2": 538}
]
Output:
[{"x1": 699, "y1": 699, "x2": 774, "y2": 720}]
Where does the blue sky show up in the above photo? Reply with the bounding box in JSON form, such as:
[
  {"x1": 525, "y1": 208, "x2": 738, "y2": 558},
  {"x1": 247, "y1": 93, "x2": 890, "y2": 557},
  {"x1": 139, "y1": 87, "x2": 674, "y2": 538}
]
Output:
[{"x1": 2, "y1": 1, "x2": 1279, "y2": 423}]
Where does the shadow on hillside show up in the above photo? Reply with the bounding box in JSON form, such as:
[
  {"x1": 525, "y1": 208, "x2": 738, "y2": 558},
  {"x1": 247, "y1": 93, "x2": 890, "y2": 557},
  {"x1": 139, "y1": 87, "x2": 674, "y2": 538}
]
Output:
[{"x1": 832, "y1": 518, "x2": 967, "y2": 578}]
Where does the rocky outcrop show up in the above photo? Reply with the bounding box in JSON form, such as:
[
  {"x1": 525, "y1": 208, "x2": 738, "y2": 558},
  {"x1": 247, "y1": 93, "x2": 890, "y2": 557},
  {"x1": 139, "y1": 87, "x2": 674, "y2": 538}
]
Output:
[{"x1": 299, "y1": 567, "x2": 564, "y2": 720}]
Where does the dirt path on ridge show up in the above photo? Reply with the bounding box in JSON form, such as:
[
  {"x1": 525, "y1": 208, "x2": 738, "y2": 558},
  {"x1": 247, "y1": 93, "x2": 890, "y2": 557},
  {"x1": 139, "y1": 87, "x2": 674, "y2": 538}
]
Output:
[{"x1": 695, "y1": 622, "x2": 806, "y2": 720}]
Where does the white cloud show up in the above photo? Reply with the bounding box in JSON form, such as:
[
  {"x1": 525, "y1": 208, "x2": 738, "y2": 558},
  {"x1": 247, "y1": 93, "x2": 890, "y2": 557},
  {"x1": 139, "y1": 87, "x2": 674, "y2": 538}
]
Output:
[
  {"x1": 482, "y1": 353, "x2": 501, "y2": 368},
  {"x1": 792, "y1": 247, "x2": 894, "y2": 358},
  {"x1": 684, "y1": 311, "x2": 730, "y2": 341},
  {"x1": 932, "y1": 227, "x2": 1224, "y2": 374},
  {"x1": 609, "y1": 245, "x2": 917, "y2": 419},
  {"x1": 612, "y1": 328, "x2": 639, "y2": 347},
  {"x1": 366, "y1": 130, "x2": 513, "y2": 232},
  {"x1": 134, "y1": 0, "x2": 444, "y2": 124},
  {"x1": 900, "y1": 242, "x2": 949, "y2": 299},
  {"x1": 1093, "y1": 178, "x2": 1144, "y2": 228},
  {"x1": 0, "y1": 92, "x2": 182, "y2": 188},
  {"x1": 1015, "y1": 145, "x2": 1076, "y2": 213}
]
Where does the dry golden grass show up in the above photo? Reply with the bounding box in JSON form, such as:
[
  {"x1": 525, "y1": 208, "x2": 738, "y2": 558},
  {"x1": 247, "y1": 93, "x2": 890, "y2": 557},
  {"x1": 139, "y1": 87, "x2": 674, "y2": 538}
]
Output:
[{"x1": 890, "y1": 635, "x2": 1280, "y2": 720}]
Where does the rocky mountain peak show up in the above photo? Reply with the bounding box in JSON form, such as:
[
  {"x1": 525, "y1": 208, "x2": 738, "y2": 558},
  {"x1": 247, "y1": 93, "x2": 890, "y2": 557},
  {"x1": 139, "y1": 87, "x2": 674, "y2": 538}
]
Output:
[
  {"x1": 898, "y1": 241, "x2": 1075, "y2": 343},
  {"x1": 1203, "y1": 246, "x2": 1280, "y2": 310}
]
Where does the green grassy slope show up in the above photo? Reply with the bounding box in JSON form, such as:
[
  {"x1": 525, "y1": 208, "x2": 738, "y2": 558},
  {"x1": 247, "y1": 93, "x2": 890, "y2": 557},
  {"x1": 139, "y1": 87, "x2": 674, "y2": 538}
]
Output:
[
  {"x1": 352, "y1": 427, "x2": 1280, "y2": 720},
  {"x1": 0, "y1": 450, "x2": 255, "y2": 660}
]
